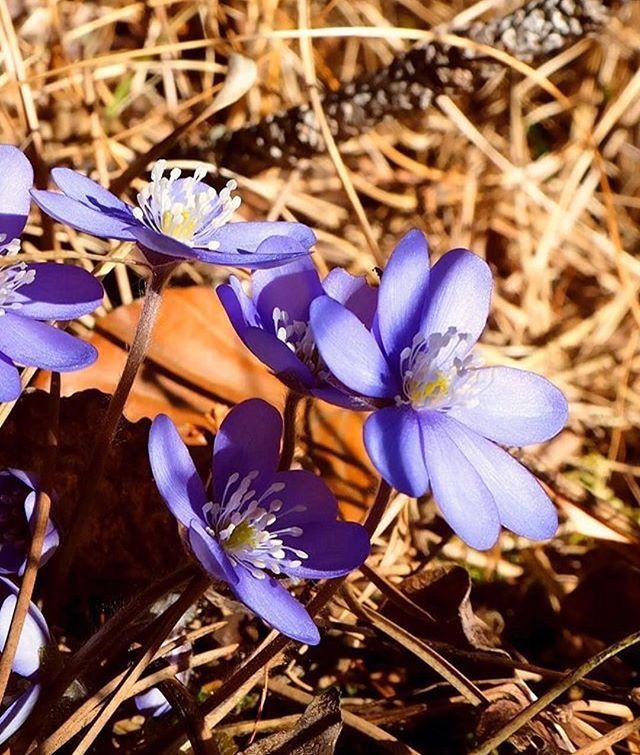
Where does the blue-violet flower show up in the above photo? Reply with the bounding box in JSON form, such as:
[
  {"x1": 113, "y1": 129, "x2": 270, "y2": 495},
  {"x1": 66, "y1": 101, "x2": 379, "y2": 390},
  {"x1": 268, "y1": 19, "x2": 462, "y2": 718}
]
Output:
[
  {"x1": 0, "y1": 469, "x2": 59, "y2": 576},
  {"x1": 310, "y1": 230, "x2": 568, "y2": 550},
  {"x1": 148, "y1": 399, "x2": 370, "y2": 644},
  {"x1": 0, "y1": 144, "x2": 104, "y2": 402},
  {"x1": 0, "y1": 576, "x2": 50, "y2": 745},
  {"x1": 31, "y1": 160, "x2": 316, "y2": 269},
  {"x1": 218, "y1": 257, "x2": 377, "y2": 407}
]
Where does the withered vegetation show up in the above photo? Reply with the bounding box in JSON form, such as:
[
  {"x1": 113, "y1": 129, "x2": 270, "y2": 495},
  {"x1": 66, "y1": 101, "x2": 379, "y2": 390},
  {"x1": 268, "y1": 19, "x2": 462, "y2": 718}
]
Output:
[{"x1": 1, "y1": 0, "x2": 640, "y2": 752}]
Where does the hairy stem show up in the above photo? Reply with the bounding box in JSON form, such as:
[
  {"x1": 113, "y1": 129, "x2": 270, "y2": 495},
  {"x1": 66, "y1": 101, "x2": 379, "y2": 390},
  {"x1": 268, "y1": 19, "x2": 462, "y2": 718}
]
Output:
[
  {"x1": 278, "y1": 391, "x2": 303, "y2": 471},
  {"x1": 49, "y1": 263, "x2": 176, "y2": 600}
]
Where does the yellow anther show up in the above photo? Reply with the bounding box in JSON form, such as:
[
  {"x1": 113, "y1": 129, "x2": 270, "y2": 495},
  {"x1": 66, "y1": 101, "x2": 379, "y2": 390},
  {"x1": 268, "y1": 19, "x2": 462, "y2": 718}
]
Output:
[
  {"x1": 162, "y1": 210, "x2": 198, "y2": 242},
  {"x1": 408, "y1": 371, "x2": 449, "y2": 405}
]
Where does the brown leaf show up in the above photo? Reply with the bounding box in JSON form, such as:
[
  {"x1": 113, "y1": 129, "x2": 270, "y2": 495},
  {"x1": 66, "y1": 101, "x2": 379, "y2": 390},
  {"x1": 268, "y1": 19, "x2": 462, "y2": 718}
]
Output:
[
  {"x1": 242, "y1": 688, "x2": 342, "y2": 755},
  {"x1": 475, "y1": 684, "x2": 567, "y2": 754},
  {"x1": 44, "y1": 287, "x2": 284, "y2": 425},
  {"x1": 381, "y1": 564, "x2": 501, "y2": 652},
  {"x1": 0, "y1": 389, "x2": 193, "y2": 613}
]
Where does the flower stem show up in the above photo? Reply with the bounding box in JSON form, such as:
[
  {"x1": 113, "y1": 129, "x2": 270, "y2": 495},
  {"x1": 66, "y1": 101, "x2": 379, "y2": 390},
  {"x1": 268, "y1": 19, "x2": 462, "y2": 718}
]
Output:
[
  {"x1": 278, "y1": 390, "x2": 303, "y2": 470},
  {"x1": 48, "y1": 263, "x2": 176, "y2": 608},
  {"x1": 0, "y1": 373, "x2": 60, "y2": 706}
]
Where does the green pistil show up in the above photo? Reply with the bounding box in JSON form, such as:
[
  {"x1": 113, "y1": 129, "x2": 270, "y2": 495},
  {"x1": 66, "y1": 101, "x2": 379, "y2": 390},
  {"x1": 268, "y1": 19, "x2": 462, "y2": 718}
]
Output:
[{"x1": 224, "y1": 521, "x2": 258, "y2": 552}]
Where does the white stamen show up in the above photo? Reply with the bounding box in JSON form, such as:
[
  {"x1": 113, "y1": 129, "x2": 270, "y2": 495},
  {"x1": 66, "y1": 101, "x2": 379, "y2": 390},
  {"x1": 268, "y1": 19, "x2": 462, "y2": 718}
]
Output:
[
  {"x1": 396, "y1": 328, "x2": 483, "y2": 410},
  {"x1": 0, "y1": 262, "x2": 36, "y2": 316},
  {"x1": 134, "y1": 162, "x2": 241, "y2": 248},
  {"x1": 202, "y1": 469, "x2": 309, "y2": 578},
  {"x1": 272, "y1": 307, "x2": 331, "y2": 380}
]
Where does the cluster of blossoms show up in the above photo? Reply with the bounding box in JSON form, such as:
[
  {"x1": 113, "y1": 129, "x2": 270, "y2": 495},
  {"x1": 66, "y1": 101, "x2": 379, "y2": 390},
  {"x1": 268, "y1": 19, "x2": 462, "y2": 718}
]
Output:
[{"x1": 0, "y1": 141, "x2": 568, "y2": 739}]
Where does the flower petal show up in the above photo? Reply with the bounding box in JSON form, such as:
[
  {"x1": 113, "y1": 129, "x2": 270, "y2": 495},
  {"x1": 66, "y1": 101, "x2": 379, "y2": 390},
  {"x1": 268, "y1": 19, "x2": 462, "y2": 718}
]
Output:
[
  {"x1": 230, "y1": 565, "x2": 320, "y2": 644},
  {"x1": 0, "y1": 314, "x2": 97, "y2": 371},
  {"x1": 420, "y1": 249, "x2": 492, "y2": 347},
  {"x1": 188, "y1": 521, "x2": 238, "y2": 584},
  {"x1": 30, "y1": 189, "x2": 137, "y2": 241},
  {"x1": 51, "y1": 168, "x2": 133, "y2": 218},
  {"x1": 420, "y1": 412, "x2": 501, "y2": 550},
  {"x1": 310, "y1": 296, "x2": 398, "y2": 398},
  {"x1": 148, "y1": 414, "x2": 207, "y2": 529},
  {"x1": 242, "y1": 328, "x2": 314, "y2": 388},
  {"x1": 265, "y1": 469, "x2": 339, "y2": 523},
  {"x1": 252, "y1": 257, "x2": 322, "y2": 325},
  {"x1": 363, "y1": 406, "x2": 429, "y2": 497},
  {"x1": 378, "y1": 230, "x2": 430, "y2": 365},
  {"x1": 13, "y1": 263, "x2": 104, "y2": 320},
  {"x1": 437, "y1": 417, "x2": 558, "y2": 540},
  {"x1": 284, "y1": 521, "x2": 370, "y2": 579},
  {"x1": 212, "y1": 221, "x2": 316, "y2": 254},
  {"x1": 191, "y1": 234, "x2": 312, "y2": 270},
  {"x1": 0, "y1": 353, "x2": 21, "y2": 402},
  {"x1": 0, "y1": 145, "x2": 32, "y2": 243},
  {"x1": 135, "y1": 688, "x2": 171, "y2": 718},
  {"x1": 213, "y1": 399, "x2": 282, "y2": 502},
  {"x1": 127, "y1": 224, "x2": 200, "y2": 260},
  {"x1": 322, "y1": 268, "x2": 378, "y2": 328},
  {"x1": 448, "y1": 366, "x2": 568, "y2": 446},
  {"x1": 0, "y1": 578, "x2": 49, "y2": 677},
  {"x1": 217, "y1": 277, "x2": 260, "y2": 336},
  {"x1": 0, "y1": 684, "x2": 40, "y2": 746}
]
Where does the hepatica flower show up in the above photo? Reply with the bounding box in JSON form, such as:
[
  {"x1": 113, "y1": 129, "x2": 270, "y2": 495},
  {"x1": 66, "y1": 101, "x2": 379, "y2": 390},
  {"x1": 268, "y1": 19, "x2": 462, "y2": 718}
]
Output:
[
  {"x1": 0, "y1": 145, "x2": 104, "y2": 402},
  {"x1": 0, "y1": 469, "x2": 59, "y2": 576},
  {"x1": 218, "y1": 257, "x2": 377, "y2": 407},
  {"x1": 31, "y1": 160, "x2": 316, "y2": 269},
  {"x1": 310, "y1": 230, "x2": 568, "y2": 550},
  {"x1": 148, "y1": 399, "x2": 370, "y2": 644},
  {"x1": 0, "y1": 576, "x2": 50, "y2": 745}
]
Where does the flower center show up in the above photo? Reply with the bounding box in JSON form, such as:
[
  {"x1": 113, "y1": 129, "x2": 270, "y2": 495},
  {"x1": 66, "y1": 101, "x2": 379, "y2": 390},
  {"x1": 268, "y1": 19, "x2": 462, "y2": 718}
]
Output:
[
  {"x1": 203, "y1": 470, "x2": 308, "y2": 579},
  {"x1": 132, "y1": 160, "x2": 241, "y2": 249},
  {"x1": 0, "y1": 262, "x2": 36, "y2": 316},
  {"x1": 273, "y1": 307, "x2": 329, "y2": 379},
  {"x1": 397, "y1": 327, "x2": 479, "y2": 411}
]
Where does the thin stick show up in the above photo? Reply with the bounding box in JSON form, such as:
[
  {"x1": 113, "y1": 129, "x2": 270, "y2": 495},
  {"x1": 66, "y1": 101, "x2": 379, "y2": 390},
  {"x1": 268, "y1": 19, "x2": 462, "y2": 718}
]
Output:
[
  {"x1": 49, "y1": 262, "x2": 176, "y2": 597},
  {"x1": 69, "y1": 575, "x2": 210, "y2": 755},
  {"x1": 341, "y1": 584, "x2": 487, "y2": 706},
  {"x1": 158, "y1": 679, "x2": 221, "y2": 755},
  {"x1": 296, "y1": 0, "x2": 382, "y2": 264},
  {"x1": 573, "y1": 717, "x2": 640, "y2": 755},
  {"x1": 470, "y1": 630, "x2": 640, "y2": 754},
  {"x1": 0, "y1": 373, "x2": 60, "y2": 705},
  {"x1": 278, "y1": 391, "x2": 302, "y2": 471},
  {"x1": 25, "y1": 563, "x2": 199, "y2": 746}
]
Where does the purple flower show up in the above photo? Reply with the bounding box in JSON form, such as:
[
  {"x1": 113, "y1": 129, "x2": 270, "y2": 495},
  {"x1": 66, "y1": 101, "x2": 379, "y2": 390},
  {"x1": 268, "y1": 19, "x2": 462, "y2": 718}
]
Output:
[
  {"x1": 0, "y1": 469, "x2": 59, "y2": 576},
  {"x1": 0, "y1": 145, "x2": 104, "y2": 402},
  {"x1": 148, "y1": 399, "x2": 370, "y2": 645},
  {"x1": 218, "y1": 257, "x2": 377, "y2": 407},
  {"x1": 310, "y1": 230, "x2": 568, "y2": 550},
  {"x1": 31, "y1": 161, "x2": 316, "y2": 269},
  {"x1": 0, "y1": 576, "x2": 50, "y2": 745}
]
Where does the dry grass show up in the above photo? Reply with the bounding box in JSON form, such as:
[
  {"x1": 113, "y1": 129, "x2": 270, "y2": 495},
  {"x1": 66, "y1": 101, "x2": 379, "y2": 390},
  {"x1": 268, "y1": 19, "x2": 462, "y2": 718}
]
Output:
[{"x1": 2, "y1": 0, "x2": 640, "y2": 752}]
